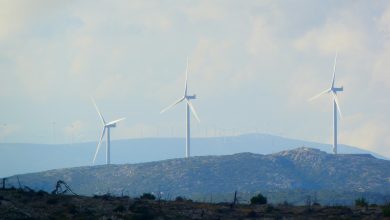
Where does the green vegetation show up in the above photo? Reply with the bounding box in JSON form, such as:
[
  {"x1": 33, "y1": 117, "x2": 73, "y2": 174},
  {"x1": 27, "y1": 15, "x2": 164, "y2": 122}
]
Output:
[
  {"x1": 355, "y1": 197, "x2": 368, "y2": 207},
  {"x1": 250, "y1": 193, "x2": 267, "y2": 205},
  {"x1": 382, "y1": 203, "x2": 390, "y2": 217}
]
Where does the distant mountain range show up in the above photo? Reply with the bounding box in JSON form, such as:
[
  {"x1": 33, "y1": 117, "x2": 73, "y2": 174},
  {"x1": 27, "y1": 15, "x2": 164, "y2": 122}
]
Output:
[
  {"x1": 5, "y1": 147, "x2": 390, "y2": 205},
  {"x1": 0, "y1": 133, "x2": 387, "y2": 178}
]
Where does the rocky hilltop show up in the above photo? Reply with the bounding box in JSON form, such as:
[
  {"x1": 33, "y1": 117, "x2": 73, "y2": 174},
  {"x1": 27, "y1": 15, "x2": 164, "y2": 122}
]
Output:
[
  {"x1": 1, "y1": 133, "x2": 386, "y2": 178},
  {"x1": 6, "y1": 147, "x2": 390, "y2": 204}
]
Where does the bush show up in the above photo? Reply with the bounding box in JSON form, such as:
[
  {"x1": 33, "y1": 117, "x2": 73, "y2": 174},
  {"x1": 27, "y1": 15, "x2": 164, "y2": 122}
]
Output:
[
  {"x1": 355, "y1": 197, "x2": 368, "y2": 207},
  {"x1": 140, "y1": 193, "x2": 155, "y2": 200},
  {"x1": 67, "y1": 204, "x2": 78, "y2": 214},
  {"x1": 265, "y1": 204, "x2": 274, "y2": 213},
  {"x1": 383, "y1": 204, "x2": 390, "y2": 217},
  {"x1": 250, "y1": 193, "x2": 267, "y2": 205},
  {"x1": 37, "y1": 190, "x2": 47, "y2": 196},
  {"x1": 46, "y1": 197, "x2": 58, "y2": 205},
  {"x1": 114, "y1": 204, "x2": 126, "y2": 212},
  {"x1": 246, "y1": 210, "x2": 257, "y2": 217},
  {"x1": 175, "y1": 196, "x2": 185, "y2": 202},
  {"x1": 175, "y1": 196, "x2": 192, "y2": 202},
  {"x1": 93, "y1": 194, "x2": 114, "y2": 201}
]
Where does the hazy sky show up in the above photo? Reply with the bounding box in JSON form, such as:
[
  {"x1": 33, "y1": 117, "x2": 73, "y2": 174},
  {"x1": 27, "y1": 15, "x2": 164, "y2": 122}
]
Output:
[{"x1": 1, "y1": 1, "x2": 390, "y2": 157}]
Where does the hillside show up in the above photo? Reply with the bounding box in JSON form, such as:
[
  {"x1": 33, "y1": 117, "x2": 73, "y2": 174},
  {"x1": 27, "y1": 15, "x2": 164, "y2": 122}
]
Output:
[
  {"x1": 0, "y1": 133, "x2": 386, "y2": 178},
  {"x1": 5, "y1": 147, "x2": 390, "y2": 205}
]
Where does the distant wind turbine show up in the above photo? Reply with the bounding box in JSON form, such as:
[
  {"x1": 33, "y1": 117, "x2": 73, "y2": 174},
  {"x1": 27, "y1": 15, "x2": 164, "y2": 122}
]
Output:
[
  {"x1": 160, "y1": 57, "x2": 200, "y2": 158},
  {"x1": 92, "y1": 98, "x2": 126, "y2": 165},
  {"x1": 309, "y1": 53, "x2": 344, "y2": 154}
]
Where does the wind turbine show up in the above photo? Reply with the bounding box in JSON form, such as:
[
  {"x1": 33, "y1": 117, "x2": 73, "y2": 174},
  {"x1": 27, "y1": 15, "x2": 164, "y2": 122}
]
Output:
[
  {"x1": 160, "y1": 57, "x2": 200, "y2": 158},
  {"x1": 309, "y1": 53, "x2": 343, "y2": 154},
  {"x1": 92, "y1": 98, "x2": 126, "y2": 165}
]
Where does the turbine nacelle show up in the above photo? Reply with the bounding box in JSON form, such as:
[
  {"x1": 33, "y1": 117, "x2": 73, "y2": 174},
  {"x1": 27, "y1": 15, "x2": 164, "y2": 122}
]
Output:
[
  {"x1": 161, "y1": 57, "x2": 200, "y2": 158},
  {"x1": 332, "y1": 86, "x2": 343, "y2": 92},
  {"x1": 186, "y1": 94, "x2": 196, "y2": 100},
  {"x1": 105, "y1": 117, "x2": 125, "y2": 128},
  {"x1": 91, "y1": 98, "x2": 125, "y2": 164},
  {"x1": 308, "y1": 53, "x2": 344, "y2": 155}
]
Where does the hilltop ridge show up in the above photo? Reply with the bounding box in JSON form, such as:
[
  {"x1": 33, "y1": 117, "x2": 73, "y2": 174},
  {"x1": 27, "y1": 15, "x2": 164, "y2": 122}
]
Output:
[
  {"x1": 5, "y1": 147, "x2": 390, "y2": 205},
  {"x1": 0, "y1": 133, "x2": 387, "y2": 178}
]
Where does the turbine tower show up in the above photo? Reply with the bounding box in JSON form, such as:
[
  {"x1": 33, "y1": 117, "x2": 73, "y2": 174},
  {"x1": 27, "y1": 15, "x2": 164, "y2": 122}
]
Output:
[
  {"x1": 309, "y1": 53, "x2": 343, "y2": 154},
  {"x1": 92, "y1": 98, "x2": 125, "y2": 165},
  {"x1": 161, "y1": 57, "x2": 200, "y2": 158}
]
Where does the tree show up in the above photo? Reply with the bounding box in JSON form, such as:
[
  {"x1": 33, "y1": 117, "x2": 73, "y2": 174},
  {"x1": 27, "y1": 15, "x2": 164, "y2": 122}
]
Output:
[
  {"x1": 382, "y1": 203, "x2": 390, "y2": 217},
  {"x1": 355, "y1": 197, "x2": 368, "y2": 207},
  {"x1": 250, "y1": 193, "x2": 267, "y2": 205}
]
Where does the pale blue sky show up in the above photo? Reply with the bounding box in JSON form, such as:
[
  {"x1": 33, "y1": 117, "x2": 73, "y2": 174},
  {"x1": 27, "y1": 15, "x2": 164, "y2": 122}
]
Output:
[{"x1": 1, "y1": 0, "x2": 390, "y2": 157}]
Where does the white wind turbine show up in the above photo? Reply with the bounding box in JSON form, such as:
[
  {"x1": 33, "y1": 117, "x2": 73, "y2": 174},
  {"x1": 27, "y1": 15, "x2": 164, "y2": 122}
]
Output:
[
  {"x1": 309, "y1": 53, "x2": 343, "y2": 154},
  {"x1": 92, "y1": 98, "x2": 126, "y2": 165},
  {"x1": 161, "y1": 57, "x2": 200, "y2": 158}
]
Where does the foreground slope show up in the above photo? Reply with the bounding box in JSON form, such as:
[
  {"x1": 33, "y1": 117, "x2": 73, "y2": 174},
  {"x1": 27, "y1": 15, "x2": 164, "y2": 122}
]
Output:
[
  {"x1": 6, "y1": 148, "x2": 390, "y2": 204},
  {"x1": 0, "y1": 188, "x2": 388, "y2": 220}
]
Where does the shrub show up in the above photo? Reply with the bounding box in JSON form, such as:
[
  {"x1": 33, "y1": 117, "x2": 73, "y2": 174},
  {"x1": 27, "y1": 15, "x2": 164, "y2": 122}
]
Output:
[
  {"x1": 21, "y1": 198, "x2": 29, "y2": 204},
  {"x1": 383, "y1": 204, "x2": 390, "y2": 217},
  {"x1": 250, "y1": 193, "x2": 267, "y2": 205},
  {"x1": 175, "y1": 196, "x2": 192, "y2": 202},
  {"x1": 46, "y1": 197, "x2": 58, "y2": 205},
  {"x1": 114, "y1": 204, "x2": 126, "y2": 212},
  {"x1": 140, "y1": 193, "x2": 155, "y2": 200},
  {"x1": 93, "y1": 194, "x2": 114, "y2": 201},
  {"x1": 175, "y1": 196, "x2": 185, "y2": 202},
  {"x1": 37, "y1": 190, "x2": 47, "y2": 196},
  {"x1": 265, "y1": 204, "x2": 274, "y2": 213},
  {"x1": 247, "y1": 210, "x2": 257, "y2": 217},
  {"x1": 67, "y1": 204, "x2": 78, "y2": 214},
  {"x1": 355, "y1": 197, "x2": 368, "y2": 207}
]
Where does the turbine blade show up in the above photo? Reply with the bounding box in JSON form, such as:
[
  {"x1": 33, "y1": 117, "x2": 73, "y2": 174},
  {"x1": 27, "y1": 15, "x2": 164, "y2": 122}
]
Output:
[
  {"x1": 93, "y1": 127, "x2": 106, "y2": 164},
  {"x1": 331, "y1": 52, "x2": 338, "y2": 88},
  {"x1": 160, "y1": 97, "x2": 185, "y2": 114},
  {"x1": 184, "y1": 56, "x2": 189, "y2": 96},
  {"x1": 308, "y1": 88, "x2": 331, "y2": 101},
  {"x1": 106, "y1": 117, "x2": 126, "y2": 126},
  {"x1": 91, "y1": 97, "x2": 106, "y2": 125},
  {"x1": 332, "y1": 92, "x2": 343, "y2": 118},
  {"x1": 186, "y1": 99, "x2": 200, "y2": 123}
]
